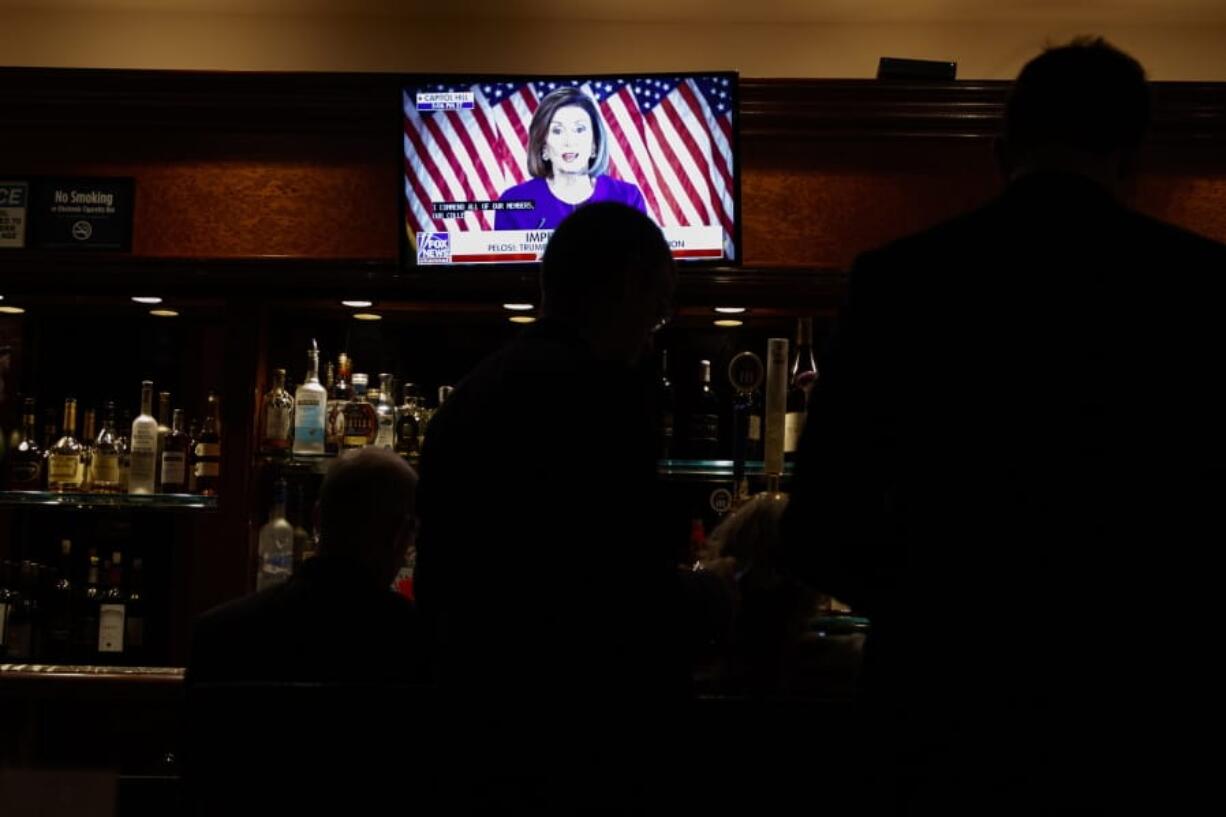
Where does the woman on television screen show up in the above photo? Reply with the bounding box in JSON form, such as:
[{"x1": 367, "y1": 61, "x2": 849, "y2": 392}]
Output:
[{"x1": 495, "y1": 86, "x2": 648, "y2": 230}]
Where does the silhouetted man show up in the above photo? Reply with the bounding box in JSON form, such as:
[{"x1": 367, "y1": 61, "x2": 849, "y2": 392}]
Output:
[
  {"x1": 415, "y1": 202, "x2": 686, "y2": 811},
  {"x1": 189, "y1": 447, "x2": 426, "y2": 685},
  {"x1": 783, "y1": 38, "x2": 1226, "y2": 813}
]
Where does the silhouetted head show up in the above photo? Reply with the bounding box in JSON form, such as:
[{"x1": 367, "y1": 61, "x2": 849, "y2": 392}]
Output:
[
  {"x1": 998, "y1": 37, "x2": 1150, "y2": 193},
  {"x1": 317, "y1": 447, "x2": 418, "y2": 588},
  {"x1": 541, "y1": 202, "x2": 676, "y2": 364}
]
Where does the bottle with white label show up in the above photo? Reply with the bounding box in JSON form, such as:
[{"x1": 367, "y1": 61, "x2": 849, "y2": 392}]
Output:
[
  {"x1": 97, "y1": 551, "x2": 127, "y2": 659},
  {"x1": 128, "y1": 382, "x2": 159, "y2": 494},
  {"x1": 292, "y1": 341, "x2": 327, "y2": 456},
  {"x1": 160, "y1": 409, "x2": 190, "y2": 493},
  {"x1": 374, "y1": 373, "x2": 397, "y2": 449},
  {"x1": 194, "y1": 392, "x2": 222, "y2": 496},
  {"x1": 257, "y1": 481, "x2": 294, "y2": 591}
]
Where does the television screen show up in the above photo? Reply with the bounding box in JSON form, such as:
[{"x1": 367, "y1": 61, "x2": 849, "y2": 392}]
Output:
[{"x1": 402, "y1": 72, "x2": 739, "y2": 267}]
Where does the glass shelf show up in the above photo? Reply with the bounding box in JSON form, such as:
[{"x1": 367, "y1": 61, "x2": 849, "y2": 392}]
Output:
[
  {"x1": 657, "y1": 459, "x2": 795, "y2": 479},
  {"x1": 0, "y1": 491, "x2": 218, "y2": 510},
  {"x1": 256, "y1": 454, "x2": 795, "y2": 481}
]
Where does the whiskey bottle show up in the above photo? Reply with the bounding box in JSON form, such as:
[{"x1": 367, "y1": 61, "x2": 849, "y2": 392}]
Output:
[
  {"x1": 125, "y1": 557, "x2": 146, "y2": 665},
  {"x1": 128, "y1": 382, "x2": 158, "y2": 495},
  {"x1": 261, "y1": 368, "x2": 295, "y2": 454},
  {"x1": 74, "y1": 550, "x2": 101, "y2": 663},
  {"x1": 97, "y1": 551, "x2": 126, "y2": 659},
  {"x1": 685, "y1": 360, "x2": 721, "y2": 460},
  {"x1": 342, "y1": 373, "x2": 376, "y2": 450},
  {"x1": 394, "y1": 384, "x2": 423, "y2": 460},
  {"x1": 325, "y1": 353, "x2": 351, "y2": 454},
  {"x1": 80, "y1": 408, "x2": 97, "y2": 491},
  {"x1": 90, "y1": 403, "x2": 124, "y2": 494},
  {"x1": 45, "y1": 539, "x2": 75, "y2": 664},
  {"x1": 159, "y1": 409, "x2": 190, "y2": 493},
  {"x1": 194, "y1": 391, "x2": 222, "y2": 496},
  {"x1": 6, "y1": 398, "x2": 44, "y2": 490},
  {"x1": 374, "y1": 373, "x2": 397, "y2": 450},
  {"x1": 47, "y1": 398, "x2": 85, "y2": 492},
  {"x1": 291, "y1": 341, "x2": 327, "y2": 456},
  {"x1": 116, "y1": 409, "x2": 132, "y2": 493}
]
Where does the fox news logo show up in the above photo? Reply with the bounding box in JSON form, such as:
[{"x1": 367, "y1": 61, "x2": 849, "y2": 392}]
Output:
[{"x1": 417, "y1": 232, "x2": 451, "y2": 265}]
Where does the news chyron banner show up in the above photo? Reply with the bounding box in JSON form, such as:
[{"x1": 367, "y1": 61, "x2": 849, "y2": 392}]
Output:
[{"x1": 404, "y1": 76, "x2": 737, "y2": 266}]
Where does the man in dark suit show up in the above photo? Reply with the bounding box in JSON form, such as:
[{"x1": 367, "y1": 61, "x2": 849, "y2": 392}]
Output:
[
  {"x1": 414, "y1": 202, "x2": 687, "y2": 811},
  {"x1": 189, "y1": 447, "x2": 426, "y2": 685},
  {"x1": 782, "y1": 39, "x2": 1226, "y2": 812},
  {"x1": 186, "y1": 448, "x2": 428, "y2": 812}
]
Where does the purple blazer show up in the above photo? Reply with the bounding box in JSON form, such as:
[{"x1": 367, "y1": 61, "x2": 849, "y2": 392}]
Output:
[{"x1": 494, "y1": 175, "x2": 648, "y2": 230}]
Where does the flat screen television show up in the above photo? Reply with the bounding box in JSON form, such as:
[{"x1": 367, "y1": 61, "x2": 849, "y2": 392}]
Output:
[{"x1": 401, "y1": 72, "x2": 740, "y2": 267}]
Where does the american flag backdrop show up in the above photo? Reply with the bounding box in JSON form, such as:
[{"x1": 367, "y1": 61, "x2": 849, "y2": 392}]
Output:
[{"x1": 403, "y1": 74, "x2": 737, "y2": 259}]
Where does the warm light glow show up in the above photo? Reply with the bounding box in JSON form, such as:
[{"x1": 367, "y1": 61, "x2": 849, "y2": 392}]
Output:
[
  {"x1": 714, "y1": 307, "x2": 747, "y2": 314},
  {"x1": 353, "y1": 312, "x2": 383, "y2": 321},
  {"x1": 503, "y1": 303, "x2": 535, "y2": 311},
  {"x1": 132, "y1": 296, "x2": 163, "y2": 305},
  {"x1": 509, "y1": 315, "x2": 537, "y2": 324},
  {"x1": 714, "y1": 319, "x2": 744, "y2": 327},
  {"x1": 149, "y1": 309, "x2": 179, "y2": 317},
  {"x1": 341, "y1": 300, "x2": 373, "y2": 308},
  {"x1": 0, "y1": 305, "x2": 26, "y2": 315}
]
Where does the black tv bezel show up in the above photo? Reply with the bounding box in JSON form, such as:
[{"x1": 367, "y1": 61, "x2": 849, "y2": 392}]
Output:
[{"x1": 397, "y1": 70, "x2": 743, "y2": 274}]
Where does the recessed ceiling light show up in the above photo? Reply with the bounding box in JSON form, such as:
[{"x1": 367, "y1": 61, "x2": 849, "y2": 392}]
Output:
[
  {"x1": 502, "y1": 303, "x2": 535, "y2": 311},
  {"x1": 149, "y1": 309, "x2": 179, "y2": 317},
  {"x1": 714, "y1": 319, "x2": 744, "y2": 328},
  {"x1": 0, "y1": 305, "x2": 26, "y2": 315},
  {"x1": 509, "y1": 315, "x2": 537, "y2": 325},
  {"x1": 342, "y1": 300, "x2": 373, "y2": 308},
  {"x1": 132, "y1": 296, "x2": 163, "y2": 305},
  {"x1": 353, "y1": 312, "x2": 383, "y2": 321},
  {"x1": 714, "y1": 307, "x2": 747, "y2": 314}
]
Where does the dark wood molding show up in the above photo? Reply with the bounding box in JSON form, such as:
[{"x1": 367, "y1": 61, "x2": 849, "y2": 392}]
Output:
[{"x1": 2, "y1": 68, "x2": 1223, "y2": 144}]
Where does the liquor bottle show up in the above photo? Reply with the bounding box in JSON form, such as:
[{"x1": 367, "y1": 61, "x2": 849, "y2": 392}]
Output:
[
  {"x1": 342, "y1": 373, "x2": 376, "y2": 450},
  {"x1": 785, "y1": 318, "x2": 818, "y2": 460},
  {"x1": 160, "y1": 409, "x2": 190, "y2": 493},
  {"x1": 257, "y1": 480, "x2": 294, "y2": 591},
  {"x1": 6, "y1": 398, "x2": 44, "y2": 490},
  {"x1": 91, "y1": 402, "x2": 124, "y2": 494},
  {"x1": 116, "y1": 409, "x2": 132, "y2": 492},
  {"x1": 261, "y1": 368, "x2": 295, "y2": 454},
  {"x1": 128, "y1": 382, "x2": 158, "y2": 494},
  {"x1": 374, "y1": 373, "x2": 397, "y2": 450},
  {"x1": 326, "y1": 353, "x2": 351, "y2": 455},
  {"x1": 74, "y1": 550, "x2": 101, "y2": 663},
  {"x1": 438, "y1": 385, "x2": 454, "y2": 406},
  {"x1": 47, "y1": 398, "x2": 85, "y2": 492},
  {"x1": 657, "y1": 349, "x2": 675, "y2": 460},
  {"x1": 97, "y1": 551, "x2": 126, "y2": 659},
  {"x1": 155, "y1": 392, "x2": 172, "y2": 491},
  {"x1": 292, "y1": 341, "x2": 327, "y2": 456},
  {"x1": 194, "y1": 391, "x2": 222, "y2": 496},
  {"x1": 45, "y1": 539, "x2": 75, "y2": 663},
  {"x1": 80, "y1": 408, "x2": 97, "y2": 491},
  {"x1": 185, "y1": 417, "x2": 199, "y2": 493},
  {"x1": 395, "y1": 384, "x2": 423, "y2": 460},
  {"x1": 125, "y1": 557, "x2": 146, "y2": 665},
  {"x1": 685, "y1": 360, "x2": 721, "y2": 460}
]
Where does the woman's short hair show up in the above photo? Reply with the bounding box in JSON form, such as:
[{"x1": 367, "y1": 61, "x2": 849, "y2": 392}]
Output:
[{"x1": 526, "y1": 87, "x2": 611, "y2": 180}]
